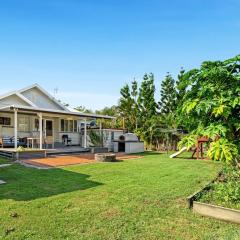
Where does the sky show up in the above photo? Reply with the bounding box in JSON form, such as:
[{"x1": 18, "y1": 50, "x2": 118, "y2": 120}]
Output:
[{"x1": 0, "y1": 0, "x2": 239, "y2": 110}]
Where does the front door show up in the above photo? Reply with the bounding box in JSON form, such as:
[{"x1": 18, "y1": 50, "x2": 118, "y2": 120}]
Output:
[{"x1": 45, "y1": 120, "x2": 53, "y2": 137}]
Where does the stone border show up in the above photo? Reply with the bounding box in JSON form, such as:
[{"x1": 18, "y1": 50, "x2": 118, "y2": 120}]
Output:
[{"x1": 187, "y1": 171, "x2": 240, "y2": 224}]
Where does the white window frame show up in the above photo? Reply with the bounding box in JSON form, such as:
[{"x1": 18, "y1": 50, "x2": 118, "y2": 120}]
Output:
[
  {"x1": 18, "y1": 116, "x2": 30, "y2": 132},
  {"x1": 60, "y1": 119, "x2": 78, "y2": 133}
]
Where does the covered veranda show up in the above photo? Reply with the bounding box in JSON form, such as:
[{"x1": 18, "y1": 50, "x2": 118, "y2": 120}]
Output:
[{"x1": 0, "y1": 105, "x2": 115, "y2": 152}]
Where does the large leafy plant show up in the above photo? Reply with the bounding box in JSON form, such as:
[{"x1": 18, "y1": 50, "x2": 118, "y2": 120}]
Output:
[
  {"x1": 177, "y1": 55, "x2": 240, "y2": 164},
  {"x1": 207, "y1": 139, "x2": 238, "y2": 164},
  {"x1": 178, "y1": 134, "x2": 197, "y2": 150}
]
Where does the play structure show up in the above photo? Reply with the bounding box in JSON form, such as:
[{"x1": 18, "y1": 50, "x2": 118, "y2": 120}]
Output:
[
  {"x1": 170, "y1": 147, "x2": 187, "y2": 158},
  {"x1": 191, "y1": 136, "x2": 209, "y2": 159},
  {"x1": 170, "y1": 136, "x2": 209, "y2": 160}
]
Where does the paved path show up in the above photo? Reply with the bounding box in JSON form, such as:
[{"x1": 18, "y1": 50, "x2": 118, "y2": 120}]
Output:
[{"x1": 21, "y1": 153, "x2": 143, "y2": 168}]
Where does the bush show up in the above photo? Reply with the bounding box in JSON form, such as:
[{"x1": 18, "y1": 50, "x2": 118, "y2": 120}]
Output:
[
  {"x1": 214, "y1": 167, "x2": 240, "y2": 204},
  {"x1": 207, "y1": 139, "x2": 238, "y2": 165},
  {"x1": 88, "y1": 130, "x2": 103, "y2": 147},
  {"x1": 201, "y1": 166, "x2": 240, "y2": 207},
  {"x1": 177, "y1": 134, "x2": 196, "y2": 150}
]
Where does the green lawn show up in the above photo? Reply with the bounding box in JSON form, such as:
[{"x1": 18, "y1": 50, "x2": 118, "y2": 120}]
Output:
[
  {"x1": 0, "y1": 152, "x2": 240, "y2": 240},
  {"x1": 0, "y1": 157, "x2": 11, "y2": 165}
]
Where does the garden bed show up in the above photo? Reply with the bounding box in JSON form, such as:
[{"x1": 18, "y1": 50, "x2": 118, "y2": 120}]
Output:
[{"x1": 187, "y1": 166, "x2": 240, "y2": 224}]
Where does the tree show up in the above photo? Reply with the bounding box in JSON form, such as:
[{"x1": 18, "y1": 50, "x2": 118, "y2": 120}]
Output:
[
  {"x1": 176, "y1": 68, "x2": 186, "y2": 104},
  {"x1": 74, "y1": 106, "x2": 93, "y2": 113},
  {"x1": 95, "y1": 106, "x2": 118, "y2": 116},
  {"x1": 95, "y1": 105, "x2": 120, "y2": 129},
  {"x1": 118, "y1": 83, "x2": 137, "y2": 131},
  {"x1": 136, "y1": 73, "x2": 158, "y2": 146},
  {"x1": 178, "y1": 55, "x2": 240, "y2": 164},
  {"x1": 159, "y1": 73, "x2": 177, "y2": 114},
  {"x1": 138, "y1": 73, "x2": 157, "y2": 120},
  {"x1": 131, "y1": 79, "x2": 139, "y2": 129},
  {"x1": 58, "y1": 100, "x2": 70, "y2": 107}
]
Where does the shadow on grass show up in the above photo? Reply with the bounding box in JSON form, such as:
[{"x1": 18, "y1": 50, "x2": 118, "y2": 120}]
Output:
[
  {"x1": 137, "y1": 151, "x2": 164, "y2": 157},
  {"x1": 0, "y1": 164, "x2": 102, "y2": 201},
  {"x1": 175, "y1": 156, "x2": 195, "y2": 160}
]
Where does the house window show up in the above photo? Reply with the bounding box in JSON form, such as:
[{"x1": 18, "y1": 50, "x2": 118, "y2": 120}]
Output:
[
  {"x1": 19, "y1": 116, "x2": 29, "y2": 132},
  {"x1": 64, "y1": 120, "x2": 68, "y2": 132},
  {"x1": 69, "y1": 120, "x2": 73, "y2": 132},
  {"x1": 74, "y1": 120, "x2": 78, "y2": 132},
  {"x1": 34, "y1": 119, "x2": 39, "y2": 131},
  {"x1": 0, "y1": 117, "x2": 11, "y2": 126},
  {"x1": 60, "y1": 119, "x2": 78, "y2": 132},
  {"x1": 61, "y1": 119, "x2": 64, "y2": 132}
]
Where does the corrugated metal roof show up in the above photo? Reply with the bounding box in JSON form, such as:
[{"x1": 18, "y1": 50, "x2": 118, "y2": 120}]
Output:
[{"x1": 0, "y1": 105, "x2": 115, "y2": 120}]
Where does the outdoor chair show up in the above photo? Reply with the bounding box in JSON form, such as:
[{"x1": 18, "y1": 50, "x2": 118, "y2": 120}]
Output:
[
  {"x1": 62, "y1": 135, "x2": 72, "y2": 146},
  {"x1": 0, "y1": 137, "x2": 27, "y2": 148},
  {"x1": 44, "y1": 136, "x2": 54, "y2": 149}
]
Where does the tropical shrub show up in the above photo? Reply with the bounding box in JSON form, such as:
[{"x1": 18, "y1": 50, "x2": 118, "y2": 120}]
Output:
[
  {"x1": 201, "y1": 166, "x2": 240, "y2": 206},
  {"x1": 207, "y1": 139, "x2": 238, "y2": 165},
  {"x1": 178, "y1": 134, "x2": 197, "y2": 150},
  {"x1": 88, "y1": 130, "x2": 103, "y2": 147},
  {"x1": 177, "y1": 55, "x2": 240, "y2": 164}
]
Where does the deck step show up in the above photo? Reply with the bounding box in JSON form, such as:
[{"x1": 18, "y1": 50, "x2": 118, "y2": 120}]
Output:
[
  {"x1": 0, "y1": 151, "x2": 14, "y2": 159},
  {"x1": 46, "y1": 148, "x2": 91, "y2": 156}
]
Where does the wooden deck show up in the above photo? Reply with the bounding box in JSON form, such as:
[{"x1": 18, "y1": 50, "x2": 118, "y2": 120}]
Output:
[
  {"x1": 0, "y1": 148, "x2": 47, "y2": 160},
  {"x1": 46, "y1": 147, "x2": 90, "y2": 156}
]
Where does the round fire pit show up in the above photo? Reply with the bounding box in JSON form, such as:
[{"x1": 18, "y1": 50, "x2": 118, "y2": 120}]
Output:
[{"x1": 95, "y1": 153, "x2": 116, "y2": 162}]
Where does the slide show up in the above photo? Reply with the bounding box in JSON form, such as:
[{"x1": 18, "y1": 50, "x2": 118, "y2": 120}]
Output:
[{"x1": 170, "y1": 147, "x2": 187, "y2": 158}]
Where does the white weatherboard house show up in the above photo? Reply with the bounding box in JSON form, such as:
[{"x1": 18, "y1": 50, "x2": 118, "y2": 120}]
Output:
[{"x1": 0, "y1": 84, "x2": 114, "y2": 150}]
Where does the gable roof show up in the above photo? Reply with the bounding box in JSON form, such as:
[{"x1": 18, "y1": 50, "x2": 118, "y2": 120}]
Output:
[
  {"x1": 0, "y1": 83, "x2": 70, "y2": 111},
  {"x1": 0, "y1": 91, "x2": 37, "y2": 107},
  {"x1": 0, "y1": 104, "x2": 115, "y2": 120},
  {"x1": 0, "y1": 84, "x2": 116, "y2": 120},
  {"x1": 19, "y1": 83, "x2": 70, "y2": 111}
]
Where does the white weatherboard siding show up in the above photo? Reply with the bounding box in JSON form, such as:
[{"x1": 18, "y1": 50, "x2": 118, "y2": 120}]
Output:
[
  {"x1": 0, "y1": 112, "x2": 82, "y2": 146},
  {"x1": 0, "y1": 112, "x2": 33, "y2": 138},
  {"x1": 21, "y1": 87, "x2": 65, "y2": 110},
  {"x1": 59, "y1": 132, "x2": 81, "y2": 145},
  {"x1": 0, "y1": 84, "x2": 115, "y2": 149},
  {"x1": 0, "y1": 95, "x2": 30, "y2": 108}
]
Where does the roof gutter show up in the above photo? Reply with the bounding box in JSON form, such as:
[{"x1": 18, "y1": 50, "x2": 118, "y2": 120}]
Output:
[{"x1": 4, "y1": 105, "x2": 116, "y2": 120}]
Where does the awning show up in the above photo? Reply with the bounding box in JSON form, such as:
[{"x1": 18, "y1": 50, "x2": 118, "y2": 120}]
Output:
[{"x1": 0, "y1": 105, "x2": 115, "y2": 120}]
